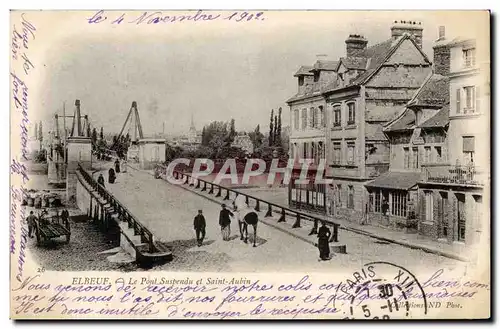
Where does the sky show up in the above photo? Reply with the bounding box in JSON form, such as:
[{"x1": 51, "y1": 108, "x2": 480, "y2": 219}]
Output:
[{"x1": 35, "y1": 10, "x2": 488, "y2": 137}]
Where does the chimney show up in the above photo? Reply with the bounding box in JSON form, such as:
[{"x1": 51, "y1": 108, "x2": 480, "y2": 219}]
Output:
[
  {"x1": 75, "y1": 99, "x2": 82, "y2": 136},
  {"x1": 391, "y1": 20, "x2": 423, "y2": 48},
  {"x1": 345, "y1": 34, "x2": 368, "y2": 57},
  {"x1": 433, "y1": 25, "x2": 450, "y2": 75}
]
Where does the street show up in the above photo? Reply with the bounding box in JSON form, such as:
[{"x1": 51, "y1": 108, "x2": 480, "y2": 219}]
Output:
[{"x1": 103, "y1": 165, "x2": 466, "y2": 274}]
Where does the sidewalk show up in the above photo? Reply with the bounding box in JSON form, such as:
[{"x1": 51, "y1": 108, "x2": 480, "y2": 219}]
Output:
[
  {"x1": 127, "y1": 163, "x2": 468, "y2": 262},
  {"x1": 236, "y1": 186, "x2": 468, "y2": 262}
]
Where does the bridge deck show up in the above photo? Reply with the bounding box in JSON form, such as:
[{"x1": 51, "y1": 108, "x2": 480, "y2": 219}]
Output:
[{"x1": 101, "y1": 163, "x2": 462, "y2": 273}]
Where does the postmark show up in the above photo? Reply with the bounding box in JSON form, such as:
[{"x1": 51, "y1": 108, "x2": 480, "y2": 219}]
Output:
[{"x1": 338, "y1": 262, "x2": 427, "y2": 319}]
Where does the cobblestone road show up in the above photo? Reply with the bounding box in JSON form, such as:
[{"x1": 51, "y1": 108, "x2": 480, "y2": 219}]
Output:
[{"x1": 103, "y1": 166, "x2": 465, "y2": 274}]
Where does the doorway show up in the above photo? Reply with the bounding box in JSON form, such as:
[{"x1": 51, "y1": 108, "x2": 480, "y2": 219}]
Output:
[
  {"x1": 438, "y1": 192, "x2": 448, "y2": 239},
  {"x1": 456, "y1": 193, "x2": 466, "y2": 242}
]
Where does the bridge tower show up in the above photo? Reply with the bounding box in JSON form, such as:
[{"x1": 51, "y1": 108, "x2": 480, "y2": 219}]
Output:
[{"x1": 66, "y1": 99, "x2": 92, "y2": 205}]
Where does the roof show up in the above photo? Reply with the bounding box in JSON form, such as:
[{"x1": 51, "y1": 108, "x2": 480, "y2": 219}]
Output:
[
  {"x1": 338, "y1": 56, "x2": 368, "y2": 70},
  {"x1": 384, "y1": 109, "x2": 415, "y2": 132},
  {"x1": 408, "y1": 74, "x2": 450, "y2": 108},
  {"x1": 294, "y1": 65, "x2": 314, "y2": 77},
  {"x1": 365, "y1": 171, "x2": 421, "y2": 190},
  {"x1": 311, "y1": 60, "x2": 338, "y2": 71},
  {"x1": 324, "y1": 35, "x2": 431, "y2": 93},
  {"x1": 419, "y1": 105, "x2": 450, "y2": 128},
  {"x1": 366, "y1": 123, "x2": 388, "y2": 140}
]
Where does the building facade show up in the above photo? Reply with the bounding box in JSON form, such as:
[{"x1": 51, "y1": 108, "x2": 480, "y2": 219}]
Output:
[
  {"x1": 416, "y1": 31, "x2": 489, "y2": 246},
  {"x1": 322, "y1": 22, "x2": 432, "y2": 221},
  {"x1": 286, "y1": 57, "x2": 337, "y2": 212}
]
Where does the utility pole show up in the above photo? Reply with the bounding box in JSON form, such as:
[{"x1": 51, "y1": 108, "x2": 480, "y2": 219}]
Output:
[{"x1": 63, "y1": 102, "x2": 67, "y2": 163}]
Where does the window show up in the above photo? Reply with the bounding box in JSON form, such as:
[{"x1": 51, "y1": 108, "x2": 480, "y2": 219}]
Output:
[
  {"x1": 303, "y1": 142, "x2": 308, "y2": 159},
  {"x1": 347, "y1": 186, "x2": 354, "y2": 209},
  {"x1": 375, "y1": 191, "x2": 382, "y2": 213},
  {"x1": 294, "y1": 109, "x2": 299, "y2": 130},
  {"x1": 403, "y1": 147, "x2": 410, "y2": 169},
  {"x1": 298, "y1": 76, "x2": 304, "y2": 86},
  {"x1": 319, "y1": 106, "x2": 325, "y2": 127},
  {"x1": 464, "y1": 86, "x2": 475, "y2": 113},
  {"x1": 301, "y1": 109, "x2": 307, "y2": 130},
  {"x1": 456, "y1": 86, "x2": 477, "y2": 114},
  {"x1": 347, "y1": 102, "x2": 356, "y2": 124},
  {"x1": 310, "y1": 108, "x2": 316, "y2": 128},
  {"x1": 347, "y1": 142, "x2": 355, "y2": 165},
  {"x1": 311, "y1": 142, "x2": 316, "y2": 162},
  {"x1": 332, "y1": 142, "x2": 341, "y2": 165},
  {"x1": 391, "y1": 191, "x2": 408, "y2": 217},
  {"x1": 318, "y1": 142, "x2": 324, "y2": 161},
  {"x1": 462, "y1": 136, "x2": 475, "y2": 164},
  {"x1": 425, "y1": 191, "x2": 433, "y2": 222},
  {"x1": 424, "y1": 146, "x2": 431, "y2": 164},
  {"x1": 412, "y1": 147, "x2": 419, "y2": 169},
  {"x1": 336, "y1": 184, "x2": 342, "y2": 207},
  {"x1": 463, "y1": 48, "x2": 476, "y2": 68},
  {"x1": 435, "y1": 146, "x2": 442, "y2": 162},
  {"x1": 333, "y1": 105, "x2": 341, "y2": 126}
]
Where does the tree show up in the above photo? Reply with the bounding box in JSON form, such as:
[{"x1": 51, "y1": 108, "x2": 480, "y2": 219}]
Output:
[
  {"x1": 276, "y1": 107, "x2": 282, "y2": 147},
  {"x1": 228, "y1": 118, "x2": 236, "y2": 144},
  {"x1": 269, "y1": 109, "x2": 274, "y2": 146},
  {"x1": 273, "y1": 114, "x2": 278, "y2": 147},
  {"x1": 248, "y1": 124, "x2": 264, "y2": 150},
  {"x1": 38, "y1": 121, "x2": 43, "y2": 142},
  {"x1": 91, "y1": 128, "x2": 98, "y2": 147},
  {"x1": 100, "y1": 127, "x2": 104, "y2": 140},
  {"x1": 201, "y1": 127, "x2": 207, "y2": 146}
]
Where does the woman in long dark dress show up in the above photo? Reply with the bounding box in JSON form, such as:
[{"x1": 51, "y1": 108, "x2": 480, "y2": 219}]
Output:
[
  {"x1": 317, "y1": 221, "x2": 331, "y2": 261},
  {"x1": 108, "y1": 168, "x2": 116, "y2": 184}
]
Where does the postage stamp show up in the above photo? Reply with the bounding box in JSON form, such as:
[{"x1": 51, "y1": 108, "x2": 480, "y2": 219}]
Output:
[{"x1": 9, "y1": 9, "x2": 490, "y2": 320}]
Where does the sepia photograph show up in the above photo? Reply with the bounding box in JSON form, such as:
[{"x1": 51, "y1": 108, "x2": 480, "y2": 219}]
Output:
[{"x1": 9, "y1": 9, "x2": 491, "y2": 320}]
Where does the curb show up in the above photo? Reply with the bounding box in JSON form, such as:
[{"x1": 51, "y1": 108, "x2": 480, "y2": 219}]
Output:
[{"x1": 338, "y1": 225, "x2": 468, "y2": 262}]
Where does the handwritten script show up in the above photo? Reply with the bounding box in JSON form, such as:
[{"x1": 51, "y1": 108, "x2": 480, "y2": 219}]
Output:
[
  {"x1": 10, "y1": 12, "x2": 37, "y2": 284},
  {"x1": 87, "y1": 10, "x2": 266, "y2": 25},
  {"x1": 11, "y1": 270, "x2": 489, "y2": 319}
]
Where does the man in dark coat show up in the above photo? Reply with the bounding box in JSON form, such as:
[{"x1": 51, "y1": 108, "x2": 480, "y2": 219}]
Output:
[
  {"x1": 193, "y1": 210, "x2": 206, "y2": 247},
  {"x1": 219, "y1": 204, "x2": 233, "y2": 241},
  {"x1": 115, "y1": 159, "x2": 121, "y2": 173},
  {"x1": 97, "y1": 173, "x2": 105, "y2": 187},
  {"x1": 26, "y1": 211, "x2": 37, "y2": 238}
]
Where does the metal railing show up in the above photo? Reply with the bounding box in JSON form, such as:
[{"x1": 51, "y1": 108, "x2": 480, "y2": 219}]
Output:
[
  {"x1": 424, "y1": 164, "x2": 484, "y2": 186},
  {"x1": 156, "y1": 164, "x2": 341, "y2": 243},
  {"x1": 77, "y1": 163, "x2": 156, "y2": 253}
]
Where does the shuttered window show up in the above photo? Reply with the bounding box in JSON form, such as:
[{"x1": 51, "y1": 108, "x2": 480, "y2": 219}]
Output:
[
  {"x1": 463, "y1": 136, "x2": 475, "y2": 152},
  {"x1": 456, "y1": 89, "x2": 461, "y2": 114}
]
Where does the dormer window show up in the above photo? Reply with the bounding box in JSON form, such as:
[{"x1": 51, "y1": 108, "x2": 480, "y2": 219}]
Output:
[
  {"x1": 298, "y1": 76, "x2": 304, "y2": 86},
  {"x1": 463, "y1": 48, "x2": 476, "y2": 68}
]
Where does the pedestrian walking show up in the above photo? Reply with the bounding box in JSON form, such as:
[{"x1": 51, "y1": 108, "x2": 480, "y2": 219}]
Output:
[
  {"x1": 108, "y1": 168, "x2": 116, "y2": 184},
  {"x1": 317, "y1": 221, "x2": 331, "y2": 261},
  {"x1": 382, "y1": 198, "x2": 390, "y2": 225},
  {"x1": 115, "y1": 159, "x2": 121, "y2": 173},
  {"x1": 97, "y1": 173, "x2": 105, "y2": 187},
  {"x1": 26, "y1": 211, "x2": 37, "y2": 238},
  {"x1": 61, "y1": 209, "x2": 70, "y2": 228},
  {"x1": 219, "y1": 204, "x2": 233, "y2": 241},
  {"x1": 193, "y1": 210, "x2": 206, "y2": 247}
]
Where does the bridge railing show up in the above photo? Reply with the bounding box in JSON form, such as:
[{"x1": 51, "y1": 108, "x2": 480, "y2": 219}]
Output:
[
  {"x1": 77, "y1": 163, "x2": 156, "y2": 253},
  {"x1": 156, "y1": 164, "x2": 340, "y2": 243}
]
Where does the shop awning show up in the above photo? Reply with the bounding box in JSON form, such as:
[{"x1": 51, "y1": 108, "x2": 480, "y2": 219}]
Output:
[{"x1": 365, "y1": 171, "x2": 421, "y2": 190}]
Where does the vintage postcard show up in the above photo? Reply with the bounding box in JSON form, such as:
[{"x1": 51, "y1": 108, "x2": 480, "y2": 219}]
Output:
[{"x1": 10, "y1": 10, "x2": 490, "y2": 320}]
